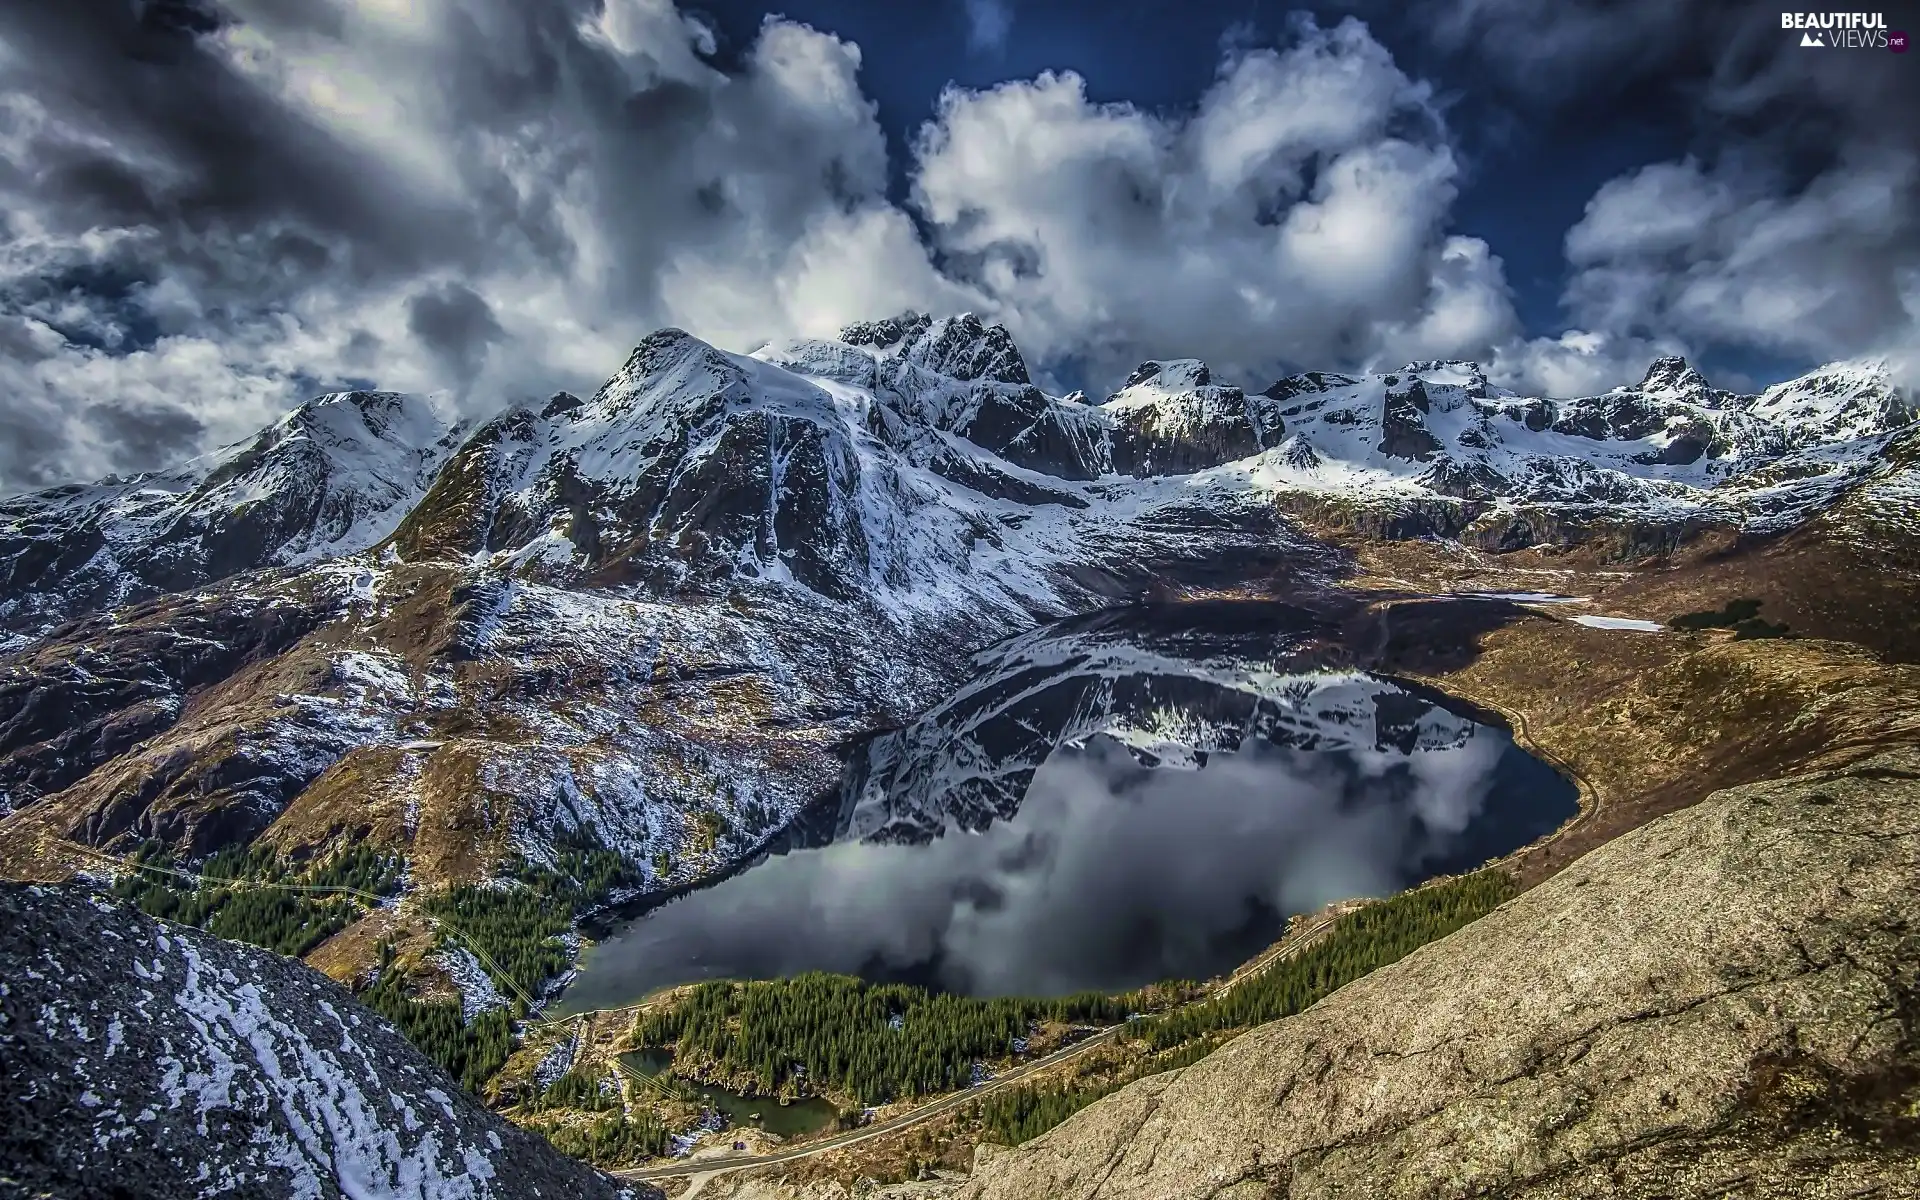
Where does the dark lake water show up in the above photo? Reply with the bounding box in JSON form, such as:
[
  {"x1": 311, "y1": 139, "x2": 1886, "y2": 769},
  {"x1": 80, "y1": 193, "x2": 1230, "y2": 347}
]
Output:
[
  {"x1": 559, "y1": 601, "x2": 1577, "y2": 1010},
  {"x1": 619, "y1": 1051, "x2": 840, "y2": 1137}
]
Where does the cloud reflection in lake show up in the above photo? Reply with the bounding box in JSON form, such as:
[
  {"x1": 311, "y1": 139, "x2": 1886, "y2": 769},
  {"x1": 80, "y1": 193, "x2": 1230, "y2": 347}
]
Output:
[{"x1": 562, "y1": 683, "x2": 1570, "y2": 1006}]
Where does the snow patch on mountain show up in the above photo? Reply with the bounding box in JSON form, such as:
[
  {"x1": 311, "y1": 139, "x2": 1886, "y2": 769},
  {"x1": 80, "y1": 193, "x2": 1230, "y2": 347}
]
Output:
[
  {"x1": 0, "y1": 883, "x2": 642, "y2": 1200},
  {"x1": 1570, "y1": 615, "x2": 1665, "y2": 632},
  {"x1": 433, "y1": 946, "x2": 511, "y2": 1021}
]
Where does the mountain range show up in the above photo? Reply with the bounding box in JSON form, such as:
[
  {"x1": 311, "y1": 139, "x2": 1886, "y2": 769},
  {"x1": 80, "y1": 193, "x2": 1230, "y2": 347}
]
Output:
[
  {"x1": 3, "y1": 310, "x2": 1914, "y2": 884},
  {"x1": 2, "y1": 311, "x2": 1917, "y2": 1197}
]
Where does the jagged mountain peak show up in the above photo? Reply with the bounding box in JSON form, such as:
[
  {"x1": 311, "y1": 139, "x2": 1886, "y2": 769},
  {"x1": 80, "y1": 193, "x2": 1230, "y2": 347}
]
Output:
[
  {"x1": 838, "y1": 310, "x2": 1031, "y2": 386},
  {"x1": 838, "y1": 309, "x2": 932, "y2": 351},
  {"x1": 0, "y1": 386, "x2": 465, "y2": 633},
  {"x1": 1261, "y1": 370, "x2": 1364, "y2": 403},
  {"x1": 588, "y1": 326, "x2": 743, "y2": 413},
  {"x1": 1398, "y1": 358, "x2": 1487, "y2": 380},
  {"x1": 284, "y1": 386, "x2": 436, "y2": 425},
  {"x1": 197, "y1": 388, "x2": 455, "y2": 491},
  {"x1": 1124, "y1": 359, "x2": 1214, "y2": 390},
  {"x1": 1633, "y1": 354, "x2": 1716, "y2": 401},
  {"x1": 1106, "y1": 358, "x2": 1285, "y2": 476},
  {"x1": 1741, "y1": 356, "x2": 1915, "y2": 446}
]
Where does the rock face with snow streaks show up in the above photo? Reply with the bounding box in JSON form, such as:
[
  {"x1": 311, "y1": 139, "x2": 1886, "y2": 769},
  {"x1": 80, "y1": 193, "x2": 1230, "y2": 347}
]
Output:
[
  {"x1": 0, "y1": 882, "x2": 653, "y2": 1200},
  {"x1": 1106, "y1": 359, "x2": 1287, "y2": 476},
  {"x1": 0, "y1": 392, "x2": 465, "y2": 634}
]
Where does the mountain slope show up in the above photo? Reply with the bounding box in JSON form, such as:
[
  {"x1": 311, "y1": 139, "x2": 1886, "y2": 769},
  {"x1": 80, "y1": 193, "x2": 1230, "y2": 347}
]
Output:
[
  {"x1": 0, "y1": 881, "x2": 654, "y2": 1200},
  {"x1": 0, "y1": 391, "x2": 466, "y2": 638}
]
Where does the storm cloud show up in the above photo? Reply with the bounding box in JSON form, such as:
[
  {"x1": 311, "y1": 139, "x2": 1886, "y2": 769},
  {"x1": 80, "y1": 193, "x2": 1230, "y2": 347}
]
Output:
[{"x1": 0, "y1": 0, "x2": 1913, "y2": 491}]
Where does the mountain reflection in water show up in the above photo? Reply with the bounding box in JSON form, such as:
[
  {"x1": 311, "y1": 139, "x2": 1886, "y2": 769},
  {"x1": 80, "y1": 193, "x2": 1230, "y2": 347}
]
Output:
[{"x1": 559, "y1": 602, "x2": 1576, "y2": 1008}]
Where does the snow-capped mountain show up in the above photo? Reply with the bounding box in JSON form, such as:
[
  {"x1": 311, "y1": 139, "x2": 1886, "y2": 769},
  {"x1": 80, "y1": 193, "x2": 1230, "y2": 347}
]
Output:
[
  {"x1": 1106, "y1": 358, "x2": 1288, "y2": 476},
  {"x1": 0, "y1": 391, "x2": 467, "y2": 633},
  {"x1": 0, "y1": 313, "x2": 1329, "y2": 911},
  {"x1": 1253, "y1": 355, "x2": 1916, "y2": 546},
  {"x1": 0, "y1": 309, "x2": 1913, "y2": 1010},
  {"x1": 834, "y1": 601, "x2": 1482, "y2": 844},
  {"x1": 3, "y1": 315, "x2": 1911, "y2": 641}
]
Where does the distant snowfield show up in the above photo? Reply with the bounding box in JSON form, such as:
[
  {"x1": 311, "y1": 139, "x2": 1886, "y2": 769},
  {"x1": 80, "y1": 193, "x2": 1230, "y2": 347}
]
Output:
[
  {"x1": 1455, "y1": 591, "x2": 1591, "y2": 604},
  {"x1": 1571, "y1": 615, "x2": 1666, "y2": 632}
]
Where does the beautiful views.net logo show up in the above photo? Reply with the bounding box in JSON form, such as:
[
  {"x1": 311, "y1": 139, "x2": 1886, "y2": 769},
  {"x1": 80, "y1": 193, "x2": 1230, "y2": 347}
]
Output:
[{"x1": 1780, "y1": 11, "x2": 1903, "y2": 48}]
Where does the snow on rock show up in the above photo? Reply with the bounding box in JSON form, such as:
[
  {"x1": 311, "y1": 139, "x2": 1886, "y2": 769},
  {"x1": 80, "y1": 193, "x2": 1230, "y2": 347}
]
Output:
[
  {"x1": 330, "y1": 651, "x2": 416, "y2": 706},
  {"x1": 0, "y1": 392, "x2": 468, "y2": 635},
  {"x1": 431, "y1": 947, "x2": 511, "y2": 1021},
  {"x1": 1571, "y1": 615, "x2": 1666, "y2": 632},
  {"x1": 1254, "y1": 356, "x2": 1915, "y2": 545},
  {"x1": 1105, "y1": 359, "x2": 1286, "y2": 476},
  {"x1": 1742, "y1": 360, "x2": 1916, "y2": 448},
  {"x1": 0, "y1": 882, "x2": 651, "y2": 1200},
  {"x1": 532, "y1": 1027, "x2": 581, "y2": 1091}
]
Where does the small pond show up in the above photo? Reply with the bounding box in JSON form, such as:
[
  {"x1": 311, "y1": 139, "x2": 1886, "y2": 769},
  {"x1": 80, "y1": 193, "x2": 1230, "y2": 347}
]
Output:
[
  {"x1": 619, "y1": 1050, "x2": 841, "y2": 1138},
  {"x1": 561, "y1": 600, "x2": 1577, "y2": 1008}
]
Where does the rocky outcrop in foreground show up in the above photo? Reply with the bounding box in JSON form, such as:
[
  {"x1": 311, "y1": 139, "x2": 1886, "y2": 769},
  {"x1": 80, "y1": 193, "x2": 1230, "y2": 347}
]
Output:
[
  {"x1": 0, "y1": 882, "x2": 656, "y2": 1200},
  {"x1": 727, "y1": 747, "x2": 1920, "y2": 1199}
]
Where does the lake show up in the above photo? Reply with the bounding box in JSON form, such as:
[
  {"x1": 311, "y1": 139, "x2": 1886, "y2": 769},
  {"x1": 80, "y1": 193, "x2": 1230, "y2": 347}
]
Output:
[{"x1": 560, "y1": 600, "x2": 1577, "y2": 1009}]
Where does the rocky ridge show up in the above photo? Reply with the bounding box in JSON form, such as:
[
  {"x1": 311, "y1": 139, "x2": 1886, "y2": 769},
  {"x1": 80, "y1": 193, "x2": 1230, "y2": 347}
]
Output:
[
  {"x1": 0, "y1": 880, "x2": 656, "y2": 1200},
  {"x1": 3, "y1": 322, "x2": 1912, "y2": 644},
  {"x1": 1258, "y1": 355, "x2": 1917, "y2": 550},
  {"x1": 0, "y1": 391, "x2": 466, "y2": 636}
]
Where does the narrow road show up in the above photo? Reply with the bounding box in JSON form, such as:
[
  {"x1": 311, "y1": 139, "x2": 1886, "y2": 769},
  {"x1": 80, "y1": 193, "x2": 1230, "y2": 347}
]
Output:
[{"x1": 613, "y1": 910, "x2": 1342, "y2": 1183}]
